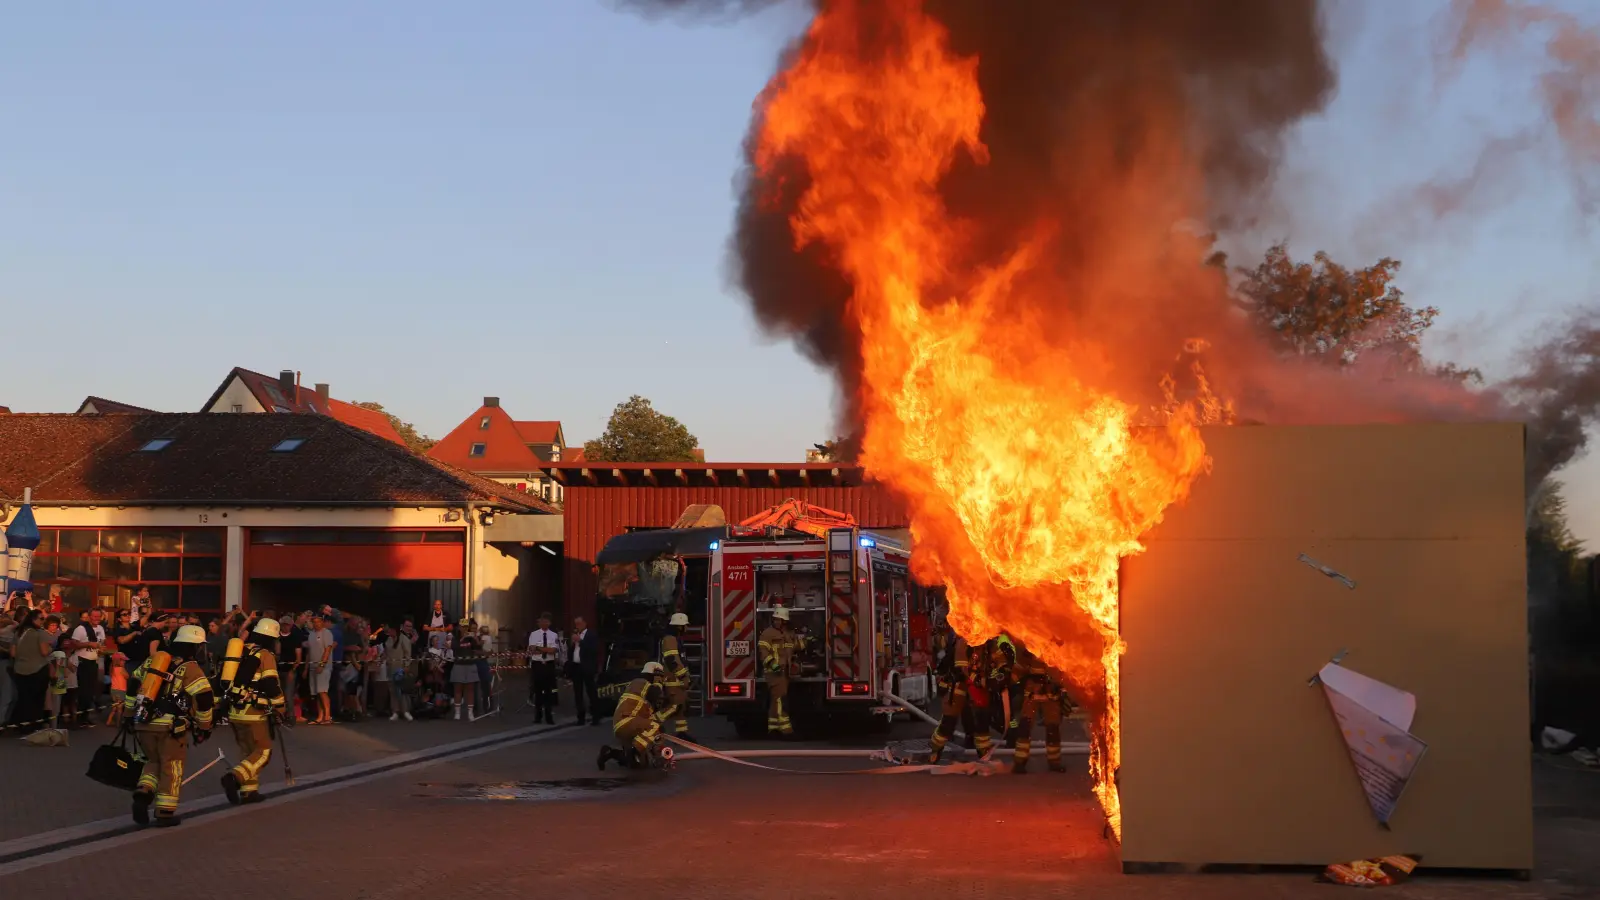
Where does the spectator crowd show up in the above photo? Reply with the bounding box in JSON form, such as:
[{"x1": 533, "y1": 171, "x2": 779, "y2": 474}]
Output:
[{"x1": 0, "y1": 589, "x2": 573, "y2": 735}]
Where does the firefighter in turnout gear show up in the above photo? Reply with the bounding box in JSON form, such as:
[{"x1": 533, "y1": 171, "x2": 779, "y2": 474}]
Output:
[
  {"x1": 220, "y1": 617, "x2": 287, "y2": 804},
  {"x1": 1011, "y1": 645, "x2": 1068, "y2": 774},
  {"x1": 758, "y1": 606, "x2": 798, "y2": 738},
  {"x1": 660, "y1": 612, "x2": 696, "y2": 742},
  {"x1": 598, "y1": 661, "x2": 670, "y2": 770},
  {"x1": 928, "y1": 636, "x2": 1006, "y2": 764},
  {"x1": 128, "y1": 624, "x2": 215, "y2": 827}
]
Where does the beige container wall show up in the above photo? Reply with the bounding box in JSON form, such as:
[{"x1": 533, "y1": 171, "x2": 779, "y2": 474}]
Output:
[{"x1": 1119, "y1": 423, "x2": 1532, "y2": 870}]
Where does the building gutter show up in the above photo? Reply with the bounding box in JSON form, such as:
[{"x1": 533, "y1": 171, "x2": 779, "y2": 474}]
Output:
[{"x1": 23, "y1": 499, "x2": 541, "y2": 513}]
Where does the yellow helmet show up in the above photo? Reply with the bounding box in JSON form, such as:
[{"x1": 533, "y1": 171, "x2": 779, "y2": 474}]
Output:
[
  {"x1": 668, "y1": 613, "x2": 689, "y2": 627},
  {"x1": 252, "y1": 617, "x2": 282, "y2": 639},
  {"x1": 771, "y1": 607, "x2": 790, "y2": 621},
  {"x1": 173, "y1": 624, "x2": 206, "y2": 645},
  {"x1": 641, "y1": 661, "x2": 666, "y2": 676}
]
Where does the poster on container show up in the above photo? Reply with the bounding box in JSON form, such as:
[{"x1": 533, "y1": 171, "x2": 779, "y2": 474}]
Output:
[
  {"x1": 1317, "y1": 661, "x2": 1428, "y2": 828},
  {"x1": 4, "y1": 490, "x2": 40, "y2": 598}
]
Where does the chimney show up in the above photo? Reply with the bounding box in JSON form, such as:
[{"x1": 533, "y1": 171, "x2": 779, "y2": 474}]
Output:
[
  {"x1": 278, "y1": 370, "x2": 295, "y2": 397},
  {"x1": 484, "y1": 397, "x2": 500, "y2": 408},
  {"x1": 315, "y1": 383, "x2": 330, "y2": 408}
]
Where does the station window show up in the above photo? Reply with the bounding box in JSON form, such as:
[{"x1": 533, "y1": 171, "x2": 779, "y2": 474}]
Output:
[{"x1": 30, "y1": 527, "x2": 227, "y2": 614}]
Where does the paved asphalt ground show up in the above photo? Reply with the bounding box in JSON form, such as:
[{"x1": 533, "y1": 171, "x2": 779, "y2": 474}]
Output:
[{"x1": 1, "y1": 692, "x2": 1596, "y2": 899}]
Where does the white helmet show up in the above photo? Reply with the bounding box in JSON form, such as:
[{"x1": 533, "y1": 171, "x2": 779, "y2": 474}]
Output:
[
  {"x1": 173, "y1": 624, "x2": 206, "y2": 645},
  {"x1": 771, "y1": 607, "x2": 790, "y2": 621},
  {"x1": 668, "y1": 613, "x2": 689, "y2": 627},
  {"x1": 252, "y1": 617, "x2": 282, "y2": 638},
  {"x1": 641, "y1": 661, "x2": 666, "y2": 676}
]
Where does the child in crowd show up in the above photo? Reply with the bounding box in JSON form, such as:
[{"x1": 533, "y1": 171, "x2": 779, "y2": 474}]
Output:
[
  {"x1": 106, "y1": 651, "x2": 129, "y2": 727},
  {"x1": 46, "y1": 650, "x2": 69, "y2": 728}
]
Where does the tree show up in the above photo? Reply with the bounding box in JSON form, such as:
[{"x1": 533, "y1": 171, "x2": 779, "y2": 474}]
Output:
[
  {"x1": 582, "y1": 395, "x2": 700, "y2": 463},
  {"x1": 354, "y1": 401, "x2": 435, "y2": 454},
  {"x1": 1234, "y1": 243, "x2": 1441, "y2": 371}
]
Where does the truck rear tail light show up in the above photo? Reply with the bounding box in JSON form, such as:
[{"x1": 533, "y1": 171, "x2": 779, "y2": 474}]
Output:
[
  {"x1": 836, "y1": 681, "x2": 871, "y2": 694},
  {"x1": 712, "y1": 683, "x2": 746, "y2": 697}
]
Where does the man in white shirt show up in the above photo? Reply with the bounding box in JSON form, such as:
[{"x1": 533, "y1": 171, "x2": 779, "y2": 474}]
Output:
[
  {"x1": 425, "y1": 600, "x2": 449, "y2": 638},
  {"x1": 526, "y1": 614, "x2": 562, "y2": 725},
  {"x1": 69, "y1": 607, "x2": 106, "y2": 728}
]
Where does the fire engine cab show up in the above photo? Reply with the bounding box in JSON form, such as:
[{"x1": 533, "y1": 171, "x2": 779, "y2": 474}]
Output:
[{"x1": 591, "y1": 501, "x2": 936, "y2": 737}]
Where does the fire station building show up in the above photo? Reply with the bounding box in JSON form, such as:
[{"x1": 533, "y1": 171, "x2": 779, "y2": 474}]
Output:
[{"x1": 0, "y1": 413, "x2": 560, "y2": 634}]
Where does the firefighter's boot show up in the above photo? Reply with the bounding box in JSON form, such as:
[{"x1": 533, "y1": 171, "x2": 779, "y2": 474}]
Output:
[
  {"x1": 597, "y1": 746, "x2": 614, "y2": 770},
  {"x1": 1048, "y1": 760, "x2": 1068, "y2": 773},
  {"x1": 153, "y1": 812, "x2": 182, "y2": 828},
  {"x1": 131, "y1": 790, "x2": 153, "y2": 826},
  {"x1": 1012, "y1": 758, "x2": 1029, "y2": 775},
  {"x1": 221, "y1": 772, "x2": 242, "y2": 805}
]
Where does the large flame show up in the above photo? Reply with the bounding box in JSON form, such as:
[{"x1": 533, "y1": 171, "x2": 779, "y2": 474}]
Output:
[{"x1": 754, "y1": 0, "x2": 1216, "y2": 834}]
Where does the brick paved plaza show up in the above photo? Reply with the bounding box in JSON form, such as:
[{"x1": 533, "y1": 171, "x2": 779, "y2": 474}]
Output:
[{"x1": 1, "y1": 704, "x2": 1595, "y2": 899}]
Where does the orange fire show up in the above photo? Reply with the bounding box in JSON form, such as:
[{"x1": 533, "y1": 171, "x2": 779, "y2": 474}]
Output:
[{"x1": 754, "y1": 0, "x2": 1216, "y2": 834}]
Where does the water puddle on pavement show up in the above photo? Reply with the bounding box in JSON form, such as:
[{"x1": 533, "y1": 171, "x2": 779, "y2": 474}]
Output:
[{"x1": 412, "y1": 777, "x2": 642, "y2": 801}]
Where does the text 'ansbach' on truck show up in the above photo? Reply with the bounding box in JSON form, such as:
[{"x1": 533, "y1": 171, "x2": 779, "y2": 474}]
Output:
[{"x1": 591, "y1": 500, "x2": 938, "y2": 737}]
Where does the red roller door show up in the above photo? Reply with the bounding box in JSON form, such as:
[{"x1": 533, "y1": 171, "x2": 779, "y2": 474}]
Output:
[{"x1": 246, "y1": 529, "x2": 465, "y2": 581}]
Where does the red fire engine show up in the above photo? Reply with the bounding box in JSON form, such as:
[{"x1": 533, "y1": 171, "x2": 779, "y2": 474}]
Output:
[{"x1": 592, "y1": 501, "x2": 937, "y2": 737}]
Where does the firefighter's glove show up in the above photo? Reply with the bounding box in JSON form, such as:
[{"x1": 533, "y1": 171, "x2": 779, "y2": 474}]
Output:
[{"x1": 192, "y1": 728, "x2": 211, "y2": 746}]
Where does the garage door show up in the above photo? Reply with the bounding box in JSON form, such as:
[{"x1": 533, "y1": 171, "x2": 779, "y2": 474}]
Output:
[{"x1": 247, "y1": 529, "x2": 465, "y2": 581}]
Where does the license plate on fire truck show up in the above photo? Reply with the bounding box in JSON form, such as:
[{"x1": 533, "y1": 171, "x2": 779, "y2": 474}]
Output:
[{"x1": 725, "y1": 640, "x2": 751, "y2": 658}]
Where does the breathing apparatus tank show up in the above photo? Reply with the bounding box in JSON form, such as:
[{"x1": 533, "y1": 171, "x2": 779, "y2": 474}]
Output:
[
  {"x1": 132, "y1": 651, "x2": 174, "y2": 725},
  {"x1": 216, "y1": 638, "x2": 245, "y2": 695}
]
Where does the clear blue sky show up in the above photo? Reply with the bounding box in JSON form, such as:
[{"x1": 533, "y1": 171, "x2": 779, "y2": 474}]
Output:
[{"x1": 2, "y1": 3, "x2": 1597, "y2": 535}]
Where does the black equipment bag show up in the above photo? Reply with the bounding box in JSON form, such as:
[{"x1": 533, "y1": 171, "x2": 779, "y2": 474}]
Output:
[{"x1": 86, "y1": 726, "x2": 142, "y2": 791}]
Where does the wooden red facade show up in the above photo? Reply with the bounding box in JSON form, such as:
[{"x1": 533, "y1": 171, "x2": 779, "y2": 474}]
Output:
[{"x1": 547, "y1": 463, "x2": 909, "y2": 621}]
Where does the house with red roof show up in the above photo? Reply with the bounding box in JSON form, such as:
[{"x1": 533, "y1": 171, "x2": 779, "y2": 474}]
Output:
[
  {"x1": 76, "y1": 396, "x2": 158, "y2": 415},
  {"x1": 428, "y1": 397, "x2": 570, "y2": 504},
  {"x1": 199, "y1": 367, "x2": 405, "y2": 445},
  {"x1": 0, "y1": 412, "x2": 559, "y2": 633}
]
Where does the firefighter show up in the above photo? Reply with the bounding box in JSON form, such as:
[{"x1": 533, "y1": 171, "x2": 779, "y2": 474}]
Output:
[
  {"x1": 598, "y1": 661, "x2": 669, "y2": 770},
  {"x1": 758, "y1": 606, "x2": 797, "y2": 738},
  {"x1": 129, "y1": 624, "x2": 215, "y2": 827},
  {"x1": 991, "y1": 633, "x2": 1020, "y2": 745},
  {"x1": 660, "y1": 612, "x2": 697, "y2": 742},
  {"x1": 221, "y1": 617, "x2": 287, "y2": 804},
  {"x1": 928, "y1": 636, "x2": 1000, "y2": 764},
  {"x1": 1012, "y1": 648, "x2": 1068, "y2": 774}
]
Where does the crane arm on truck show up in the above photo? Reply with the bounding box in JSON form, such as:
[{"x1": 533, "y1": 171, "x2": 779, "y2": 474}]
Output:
[{"x1": 736, "y1": 499, "x2": 857, "y2": 539}]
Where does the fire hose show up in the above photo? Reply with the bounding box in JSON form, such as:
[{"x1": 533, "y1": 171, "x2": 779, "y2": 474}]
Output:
[{"x1": 884, "y1": 690, "x2": 1090, "y2": 754}]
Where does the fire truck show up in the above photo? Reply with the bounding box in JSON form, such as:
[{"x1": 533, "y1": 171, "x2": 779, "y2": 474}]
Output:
[{"x1": 591, "y1": 501, "x2": 937, "y2": 737}]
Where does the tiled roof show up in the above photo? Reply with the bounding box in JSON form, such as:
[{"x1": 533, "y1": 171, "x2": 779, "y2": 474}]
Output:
[
  {"x1": 0, "y1": 413, "x2": 554, "y2": 512},
  {"x1": 326, "y1": 398, "x2": 403, "y2": 441},
  {"x1": 514, "y1": 421, "x2": 563, "y2": 445},
  {"x1": 429, "y1": 403, "x2": 544, "y2": 472},
  {"x1": 78, "y1": 396, "x2": 158, "y2": 415},
  {"x1": 202, "y1": 368, "x2": 406, "y2": 444},
  {"x1": 563, "y1": 446, "x2": 586, "y2": 463}
]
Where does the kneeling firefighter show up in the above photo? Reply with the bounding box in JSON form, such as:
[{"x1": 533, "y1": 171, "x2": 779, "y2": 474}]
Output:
[
  {"x1": 128, "y1": 624, "x2": 215, "y2": 827},
  {"x1": 598, "y1": 661, "x2": 670, "y2": 770},
  {"x1": 219, "y1": 617, "x2": 287, "y2": 804}
]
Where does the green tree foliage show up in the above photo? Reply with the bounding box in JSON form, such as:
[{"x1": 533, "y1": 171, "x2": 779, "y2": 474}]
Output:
[
  {"x1": 1234, "y1": 243, "x2": 1442, "y2": 370},
  {"x1": 582, "y1": 395, "x2": 700, "y2": 463},
  {"x1": 354, "y1": 401, "x2": 435, "y2": 454}
]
